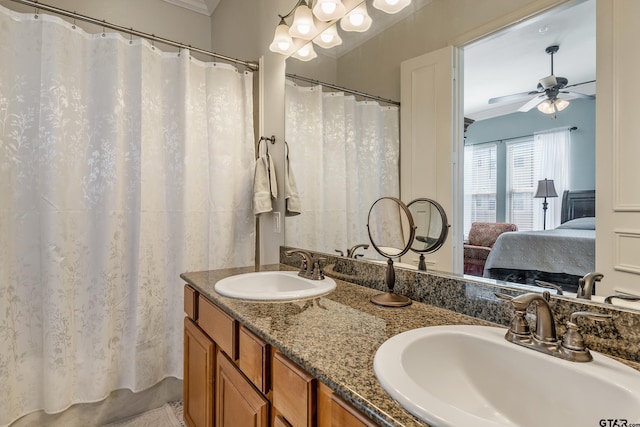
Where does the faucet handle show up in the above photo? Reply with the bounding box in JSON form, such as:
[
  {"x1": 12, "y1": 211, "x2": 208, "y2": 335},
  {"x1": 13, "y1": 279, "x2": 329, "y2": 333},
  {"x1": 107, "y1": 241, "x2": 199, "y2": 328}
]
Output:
[
  {"x1": 334, "y1": 249, "x2": 345, "y2": 257},
  {"x1": 560, "y1": 311, "x2": 612, "y2": 362},
  {"x1": 312, "y1": 257, "x2": 327, "y2": 280},
  {"x1": 604, "y1": 294, "x2": 640, "y2": 304},
  {"x1": 495, "y1": 293, "x2": 532, "y2": 341}
]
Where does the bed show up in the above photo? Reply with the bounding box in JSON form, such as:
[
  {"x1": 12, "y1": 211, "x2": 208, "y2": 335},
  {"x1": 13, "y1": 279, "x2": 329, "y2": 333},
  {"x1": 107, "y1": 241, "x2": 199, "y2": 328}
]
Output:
[{"x1": 483, "y1": 190, "x2": 595, "y2": 293}]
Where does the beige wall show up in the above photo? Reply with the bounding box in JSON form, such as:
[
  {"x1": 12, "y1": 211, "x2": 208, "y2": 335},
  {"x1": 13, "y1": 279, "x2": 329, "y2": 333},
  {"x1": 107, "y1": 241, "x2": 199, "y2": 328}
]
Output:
[{"x1": 0, "y1": 0, "x2": 212, "y2": 53}]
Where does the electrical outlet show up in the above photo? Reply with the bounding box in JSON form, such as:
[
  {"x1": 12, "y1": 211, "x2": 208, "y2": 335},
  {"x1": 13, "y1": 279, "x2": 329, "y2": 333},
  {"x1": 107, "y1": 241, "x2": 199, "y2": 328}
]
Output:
[{"x1": 273, "y1": 211, "x2": 281, "y2": 233}]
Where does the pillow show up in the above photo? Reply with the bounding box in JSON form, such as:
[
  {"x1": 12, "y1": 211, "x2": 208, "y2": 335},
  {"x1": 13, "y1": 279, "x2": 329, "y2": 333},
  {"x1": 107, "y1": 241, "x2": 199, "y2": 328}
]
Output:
[{"x1": 556, "y1": 217, "x2": 596, "y2": 230}]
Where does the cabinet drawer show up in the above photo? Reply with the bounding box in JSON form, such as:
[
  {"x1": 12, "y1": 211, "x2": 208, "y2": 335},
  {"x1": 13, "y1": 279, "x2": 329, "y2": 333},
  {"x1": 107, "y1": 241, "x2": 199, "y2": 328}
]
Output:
[
  {"x1": 198, "y1": 296, "x2": 238, "y2": 360},
  {"x1": 184, "y1": 285, "x2": 198, "y2": 320},
  {"x1": 273, "y1": 351, "x2": 316, "y2": 427},
  {"x1": 239, "y1": 325, "x2": 270, "y2": 394}
]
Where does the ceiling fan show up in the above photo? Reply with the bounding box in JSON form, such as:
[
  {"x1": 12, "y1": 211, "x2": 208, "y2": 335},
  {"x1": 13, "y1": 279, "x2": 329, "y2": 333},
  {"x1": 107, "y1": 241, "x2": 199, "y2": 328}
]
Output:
[{"x1": 488, "y1": 45, "x2": 595, "y2": 114}]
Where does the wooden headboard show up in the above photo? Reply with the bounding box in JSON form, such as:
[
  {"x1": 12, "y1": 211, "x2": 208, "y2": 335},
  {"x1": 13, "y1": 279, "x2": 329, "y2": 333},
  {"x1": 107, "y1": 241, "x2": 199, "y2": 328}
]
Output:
[{"x1": 561, "y1": 190, "x2": 596, "y2": 223}]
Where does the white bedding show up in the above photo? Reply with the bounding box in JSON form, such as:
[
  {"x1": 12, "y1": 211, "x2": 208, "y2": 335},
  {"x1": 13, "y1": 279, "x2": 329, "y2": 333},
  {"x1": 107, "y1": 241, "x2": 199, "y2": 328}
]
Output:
[{"x1": 483, "y1": 227, "x2": 595, "y2": 277}]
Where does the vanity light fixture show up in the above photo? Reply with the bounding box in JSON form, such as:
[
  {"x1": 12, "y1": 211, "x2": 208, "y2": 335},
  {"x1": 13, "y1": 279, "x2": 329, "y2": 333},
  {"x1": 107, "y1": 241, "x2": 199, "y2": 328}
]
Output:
[
  {"x1": 313, "y1": 0, "x2": 346, "y2": 21},
  {"x1": 271, "y1": 0, "x2": 412, "y2": 61},
  {"x1": 372, "y1": 0, "x2": 411, "y2": 14},
  {"x1": 340, "y1": 2, "x2": 373, "y2": 32},
  {"x1": 313, "y1": 24, "x2": 342, "y2": 49},
  {"x1": 289, "y1": 0, "x2": 318, "y2": 39},
  {"x1": 269, "y1": 18, "x2": 297, "y2": 55},
  {"x1": 537, "y1": 98, "x2": 570, "y2": 114},
  {"x1": 292, "y1": 42, "x2": 318, "y2": 61}
]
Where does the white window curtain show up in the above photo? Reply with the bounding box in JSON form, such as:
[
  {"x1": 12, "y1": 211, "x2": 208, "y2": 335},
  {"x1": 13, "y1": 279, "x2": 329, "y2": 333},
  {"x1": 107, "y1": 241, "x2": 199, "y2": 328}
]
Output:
[
  {"x1": 533, "y1": 129, "x2": 570, "y2": 230},
  {"x1": 463, "y1": 143, "x2": 497, "y2": 237},
  {"x1": 284, "y1": 80, "x2": 399, "y2": 256},
  {"x1": 0, "y1": 6, "x2": 255, "y2": 426}
]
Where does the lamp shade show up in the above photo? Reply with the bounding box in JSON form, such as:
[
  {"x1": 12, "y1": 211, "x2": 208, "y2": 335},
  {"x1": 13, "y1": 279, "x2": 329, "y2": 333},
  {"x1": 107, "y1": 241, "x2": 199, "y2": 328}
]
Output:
[
  {"x1": 534, "y1": 179, "x2": 558, "y2": 198},
  {"x1": 313, "y1": 0, "x2": 346, "y2": 21},
  {"x1": 313, "y1": 24, "x2": 342, "y2": 49},
  {"x1": 269, "y1": 19, "x2": 296, "y2": 55},
  {"x1": 289, "y1": 2, "x2": 318, "y2": 40},
  {"x1": 373, "y1": 0, "x2": 412, "y2": 14},
  {"x1": 340, "y1": 2, "x2": 372, "y2": 32},
  {"x1": 292, "y1": 42, "x2": 318, "y2": 61}
]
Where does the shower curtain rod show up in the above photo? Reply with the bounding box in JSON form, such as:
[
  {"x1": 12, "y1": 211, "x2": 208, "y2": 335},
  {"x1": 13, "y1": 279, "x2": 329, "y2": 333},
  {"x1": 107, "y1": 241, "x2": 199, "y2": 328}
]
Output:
[
  {"x1": 8, "y1": 0, "x2": 259, "y2": 71},
  {"x1": 286, "y1": 73, "x2": 400, "y2": 106}
]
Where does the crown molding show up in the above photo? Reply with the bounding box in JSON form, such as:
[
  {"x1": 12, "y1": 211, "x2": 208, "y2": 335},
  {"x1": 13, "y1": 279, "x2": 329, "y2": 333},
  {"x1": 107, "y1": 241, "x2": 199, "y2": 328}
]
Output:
[{"x1": 162, "y1": 0, "x2": 219, "y2": 16}]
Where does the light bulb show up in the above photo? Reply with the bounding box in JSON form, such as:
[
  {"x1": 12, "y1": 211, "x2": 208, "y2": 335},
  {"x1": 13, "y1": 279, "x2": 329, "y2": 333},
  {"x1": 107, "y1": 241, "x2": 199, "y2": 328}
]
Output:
[
  {"x1": 349, "y1": 13, "x2": 364, "y2": 26},
  {"x1": 537, "y1": 100, "x2": 556, "y2": 114},
  {"x1": 373, "y1": 0, "x2": 411, "y2": 14},
  {"x1": 313, "y1": 0, "x2": 346, "y2": 21},
  {"x1": 313, "y1": 24, "x2": 342, "y2": 49},
  {"x1": 292, "y1": 42, "x2": 318, "y2": 61},
  {"x1": 322, "y1": 3, "x2": 336, "y2": 14},
  {"x1": 340, "y1": 2, "x2": 372, "y2": 32}
]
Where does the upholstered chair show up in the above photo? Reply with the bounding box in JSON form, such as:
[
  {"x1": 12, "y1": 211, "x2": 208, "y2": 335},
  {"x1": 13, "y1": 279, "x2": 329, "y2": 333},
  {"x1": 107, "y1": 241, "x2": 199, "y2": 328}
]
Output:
[{"x1": 463, "y1": 222, "x2": 518, "y2": 276}]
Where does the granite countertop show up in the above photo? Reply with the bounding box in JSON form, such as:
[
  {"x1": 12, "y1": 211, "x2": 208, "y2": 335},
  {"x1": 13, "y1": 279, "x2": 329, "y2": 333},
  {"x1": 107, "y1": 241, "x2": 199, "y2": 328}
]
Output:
[{"x1": 181, "y1": 264, "x2": 500, "y2": 427}]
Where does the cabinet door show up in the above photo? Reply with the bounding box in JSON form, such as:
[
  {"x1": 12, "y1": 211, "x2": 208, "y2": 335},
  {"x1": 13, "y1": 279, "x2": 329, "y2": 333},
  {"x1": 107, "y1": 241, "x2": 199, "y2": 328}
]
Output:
[
  {"x1": 184, "y1": 318, "x2": 215, "y2": 427},
  {"x1": 317, "y1": 382, "x2": 376, "y2": 427},
  {"x1": 216, "y1": 350, "x2": 269, "y2": 427},
  {"x1": 272, "y1": 351, "x2": 316, "y2": 427}
]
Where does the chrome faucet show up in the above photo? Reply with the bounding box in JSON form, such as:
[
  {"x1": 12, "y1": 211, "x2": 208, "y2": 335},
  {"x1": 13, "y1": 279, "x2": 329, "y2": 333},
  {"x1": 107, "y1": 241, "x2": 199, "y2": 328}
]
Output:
[
  {"x1": 577, "y1": 272, "x2": 603, "y2": 300},
  {"x1": 498, "y1": 291, "x2": 612, "y2": 362},
  {"x1": 347, "y1": 243, "x2": 369, "y2": 258},
  {"x1": 285, "y1": 249, "x2": 326, "y2": 280}
]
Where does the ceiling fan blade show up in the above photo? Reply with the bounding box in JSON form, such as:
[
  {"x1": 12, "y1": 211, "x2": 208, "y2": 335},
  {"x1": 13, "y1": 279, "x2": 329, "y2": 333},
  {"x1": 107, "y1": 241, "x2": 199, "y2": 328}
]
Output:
[
  {"x1": 564, "y1": 79, "x2": 596, "y2": 89},
  {"x1": 518, "y1": 94, "x2": 546, "y2": 112},
  {"x1": 488, "y1": 90, "x2": 540, "y2": 105},
  {"x1": 559, "y1": 91, "x2": 595, "y2": 99}
]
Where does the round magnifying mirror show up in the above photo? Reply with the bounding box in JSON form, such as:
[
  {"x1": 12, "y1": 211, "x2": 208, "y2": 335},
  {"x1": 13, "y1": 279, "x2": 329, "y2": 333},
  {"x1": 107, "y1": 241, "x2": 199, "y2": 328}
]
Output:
[
  {"x1": 407, "y1": 198, "x2": 449, "y2": 271},
  {"x1": 367, "y1": 197, "x2": 416, "y2": 307}
]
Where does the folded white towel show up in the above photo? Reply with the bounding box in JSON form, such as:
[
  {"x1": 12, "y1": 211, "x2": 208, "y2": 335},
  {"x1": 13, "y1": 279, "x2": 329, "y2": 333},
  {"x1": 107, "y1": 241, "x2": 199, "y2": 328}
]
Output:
[
  {"x1": 253, "y1": 140, "x2": 278, "y2": 215},
  {"x1": 253, "y1": 155, "x2": 272, "y2": 215},
  {"x1": 285, "y1": 142, "x2": 301, "y2": 216}
]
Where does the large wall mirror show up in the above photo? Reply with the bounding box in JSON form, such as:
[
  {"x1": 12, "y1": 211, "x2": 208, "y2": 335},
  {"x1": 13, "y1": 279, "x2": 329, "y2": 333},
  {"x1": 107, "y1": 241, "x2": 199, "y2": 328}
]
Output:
[{"x1": 281, "y1": 0, "x2": 640, "y2": 312}]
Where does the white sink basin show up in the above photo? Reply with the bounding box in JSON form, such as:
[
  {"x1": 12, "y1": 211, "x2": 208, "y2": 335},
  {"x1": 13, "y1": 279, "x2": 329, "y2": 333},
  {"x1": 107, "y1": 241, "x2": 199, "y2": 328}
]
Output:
[
  {"x1": 214, "y1": 271, "x2": 336, "y2": 301},
  {"x1": 374, "y1": 325, "x2": 640, "y2": 427}
]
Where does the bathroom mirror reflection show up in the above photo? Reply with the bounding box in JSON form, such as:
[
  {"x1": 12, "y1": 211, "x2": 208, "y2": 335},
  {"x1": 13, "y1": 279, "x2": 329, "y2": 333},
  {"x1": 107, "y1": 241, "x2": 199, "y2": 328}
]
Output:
[{"x1": 278, "y1": 0, "x2": 640, "y2": 313}]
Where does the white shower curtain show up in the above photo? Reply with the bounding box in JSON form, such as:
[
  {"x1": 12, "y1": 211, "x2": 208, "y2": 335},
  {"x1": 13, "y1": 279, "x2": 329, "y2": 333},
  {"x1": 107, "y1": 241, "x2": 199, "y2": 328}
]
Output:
[
  {"x1": 0, "y1": 6, "x2": 255, "y2": 426},
  {"x1": 284, "y1": 80, "x2": 400, "y2": 256}
]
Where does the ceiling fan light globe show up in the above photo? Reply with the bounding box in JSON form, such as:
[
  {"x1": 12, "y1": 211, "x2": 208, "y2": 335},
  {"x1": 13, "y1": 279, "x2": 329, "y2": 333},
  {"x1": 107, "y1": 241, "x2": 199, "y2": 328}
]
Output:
[
  {"x1": 537, "y1": 100, "x2": 556, "y2": 114},
  {"x1": 555, "y1": 98, "x2": 570, "y2": 111}
]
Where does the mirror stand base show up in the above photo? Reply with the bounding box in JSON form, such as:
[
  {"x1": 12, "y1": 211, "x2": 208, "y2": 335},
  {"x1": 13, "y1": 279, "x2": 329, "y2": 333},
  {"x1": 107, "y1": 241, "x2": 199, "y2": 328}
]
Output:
[{"x1": 371, "y1": 292, "x2": 412, "y2": 307}]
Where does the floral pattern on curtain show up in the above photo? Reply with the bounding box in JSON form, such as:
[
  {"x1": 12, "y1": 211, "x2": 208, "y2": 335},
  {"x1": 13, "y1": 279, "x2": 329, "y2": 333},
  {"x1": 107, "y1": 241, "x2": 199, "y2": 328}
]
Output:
[
  {"x1": 0, "y1": 6, "x2": 255, "y2": 426},
  {"x1": 284, "y1": 81, "x2": 400, "y2": 256}
]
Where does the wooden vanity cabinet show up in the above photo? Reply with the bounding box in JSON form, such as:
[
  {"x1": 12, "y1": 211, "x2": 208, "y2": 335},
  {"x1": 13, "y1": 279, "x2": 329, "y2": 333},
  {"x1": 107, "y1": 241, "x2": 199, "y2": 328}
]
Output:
[{"x1": 183, "y1": 284, "x2": 376, "y2": 427}]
